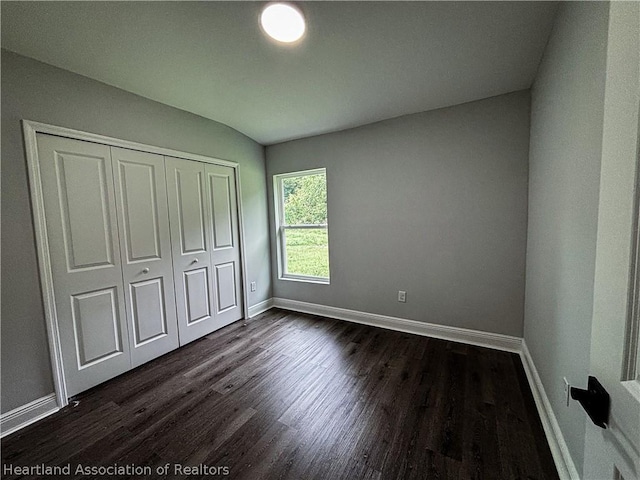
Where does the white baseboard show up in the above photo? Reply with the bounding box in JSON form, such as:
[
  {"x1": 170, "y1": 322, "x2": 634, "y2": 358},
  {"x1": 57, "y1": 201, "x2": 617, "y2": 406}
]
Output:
[
  {"x1": 272, "y1": 297, "x2": 522, "y2": 353},
  {"x1": 520, "y1": 341, "x2": 579, "y2": 480},
  {"x1": 0, "y1": 394, "x2": 59, "y2": 439},
  {"x1": 248, "y1": 298, "x2": 274, "y2": 318}
]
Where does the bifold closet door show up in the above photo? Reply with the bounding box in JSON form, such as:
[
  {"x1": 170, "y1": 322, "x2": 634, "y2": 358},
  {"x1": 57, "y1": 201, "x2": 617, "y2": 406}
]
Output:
[
  {"x1": 37, "y1": 134, "x2": 131, "y2": 397},
  {"x1": 165, "y1": 157, "x2": 218, "y2": 345},
  {"x1": 165, "y1": 158, "x2": 244, "y2": 344},
  {"x1": 111, "y1": 147, "x2": 179, "y2": 367},
  {"x1": 206, "y1": 163, "x2": 243, "y2": 325}
]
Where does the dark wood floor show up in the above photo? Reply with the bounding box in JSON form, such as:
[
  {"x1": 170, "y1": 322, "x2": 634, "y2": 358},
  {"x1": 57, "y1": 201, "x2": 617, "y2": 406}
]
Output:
[{"x1": 2, "y1": 309, "x2": 558, "y2": 479}]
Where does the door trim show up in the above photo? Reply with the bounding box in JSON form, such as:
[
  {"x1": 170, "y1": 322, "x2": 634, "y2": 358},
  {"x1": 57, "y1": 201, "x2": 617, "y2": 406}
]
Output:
[
  {"x1": 22, "y1": 119, "x2": 250, "y2": 408},
  {"x1": 622, "y1": 100, "x2": 640, "y2": 384}
]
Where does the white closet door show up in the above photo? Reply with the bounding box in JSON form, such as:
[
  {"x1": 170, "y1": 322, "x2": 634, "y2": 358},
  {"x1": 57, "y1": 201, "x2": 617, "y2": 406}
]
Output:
[
  {"x1": 165, "y1": 157, "x2": 218, "y2": 345},
  {"x1": 111, "y1": 147, "x2": 179, "y2": 367},
  {"x1": 37, "y1": 134, "x2": 131, "y2": 397},
  {"x1": 206, "y1": 163, "x2": 243, "y2": 325}
]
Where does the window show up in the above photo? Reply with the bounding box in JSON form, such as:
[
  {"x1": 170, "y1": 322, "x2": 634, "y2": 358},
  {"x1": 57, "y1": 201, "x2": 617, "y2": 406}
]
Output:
[{"x1": 274, "y1": 169, "x2": 329, "y2": 283}]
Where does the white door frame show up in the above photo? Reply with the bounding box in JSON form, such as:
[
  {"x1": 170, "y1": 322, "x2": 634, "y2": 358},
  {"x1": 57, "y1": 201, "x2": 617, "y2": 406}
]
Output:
[
  {"x1": 23, "y1": 119, "x2": 251, "y2": 408},
  {"x1": 582, "y1": 3, "x2": 640, "y2": 478}
]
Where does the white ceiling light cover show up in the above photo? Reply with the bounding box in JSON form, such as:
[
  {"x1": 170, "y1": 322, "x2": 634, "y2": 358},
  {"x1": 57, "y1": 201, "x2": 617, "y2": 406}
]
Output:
[{"x1": 260, "y1": 3, "x2": 306, "y2": 43}]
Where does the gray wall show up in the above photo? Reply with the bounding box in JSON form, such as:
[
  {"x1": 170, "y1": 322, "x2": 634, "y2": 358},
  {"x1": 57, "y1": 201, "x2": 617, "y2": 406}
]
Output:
[
  {"x1": 1, "y1": 50, "x2": 272, "y2": 413},
  {"x1": 523, "y1": 2, "x2": 609, "y2": 476},
  {"x1": 266, "y1": 91, "x2": 530, "y2": 337}
]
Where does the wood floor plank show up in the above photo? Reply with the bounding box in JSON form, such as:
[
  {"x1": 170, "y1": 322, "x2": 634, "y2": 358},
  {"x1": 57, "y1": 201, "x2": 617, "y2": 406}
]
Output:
[
  {"x1": 460, "y1": 346, "x2": 501, "y2": 479},
  {"x1": 232, "y1": 421, "x2": 298, "y2": 480},
  {"x1": 1, "y1": 309, "x2": 559, "y2": 480}
]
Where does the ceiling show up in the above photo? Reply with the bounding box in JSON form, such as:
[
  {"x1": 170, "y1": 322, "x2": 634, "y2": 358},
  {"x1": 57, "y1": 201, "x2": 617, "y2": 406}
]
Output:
[{"x1": 1, "y1": 1, "x2": 558, "y2": 145}]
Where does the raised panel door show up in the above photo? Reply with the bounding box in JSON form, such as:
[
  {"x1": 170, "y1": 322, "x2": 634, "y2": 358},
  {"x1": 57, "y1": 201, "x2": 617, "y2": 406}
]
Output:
[
  {"x1": 165, "y1": 156, "x2": 218, "y2": 345},
  {"x1": 112, "y1": 147, "x2": 178, "y2": 366},
  {"x1": 37, "y1": 134, "x2": 130, "y2": 396},
  {"x1": 206, "y1": 164, "x2": 243, "y2": 326}
]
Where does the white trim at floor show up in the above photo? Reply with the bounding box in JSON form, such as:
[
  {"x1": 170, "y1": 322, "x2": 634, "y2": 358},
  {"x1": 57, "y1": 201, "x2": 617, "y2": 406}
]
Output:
[
  {"x1": 272, "y1": 297, "x2": 522, "y2": 352},
  {"x1": 0, "y1": 394, "x2": 59, "y2": 439},
  {"x1": 520, "y1": 341, "x2": 580, "y2": 480},
  {"x1": 248, "y1": 298, "x2": 274, "y2": 318}
]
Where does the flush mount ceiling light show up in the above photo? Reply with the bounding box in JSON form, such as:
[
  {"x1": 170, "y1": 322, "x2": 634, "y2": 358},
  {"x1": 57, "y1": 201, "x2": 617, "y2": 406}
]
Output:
[{"x1": 260, "y1": 3, "x2": 306, "y2": 44}]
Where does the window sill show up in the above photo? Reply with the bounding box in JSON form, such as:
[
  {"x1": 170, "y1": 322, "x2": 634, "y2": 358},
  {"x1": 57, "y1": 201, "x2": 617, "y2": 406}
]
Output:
[{"x1": 278, "y1": 275, "x2": 330, "y2": 285}]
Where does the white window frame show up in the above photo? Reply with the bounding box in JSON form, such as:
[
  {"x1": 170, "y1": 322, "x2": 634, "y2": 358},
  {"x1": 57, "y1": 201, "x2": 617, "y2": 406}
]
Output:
[{"x1": 273, "y1": 168, "x2": 330, "y2": 284}]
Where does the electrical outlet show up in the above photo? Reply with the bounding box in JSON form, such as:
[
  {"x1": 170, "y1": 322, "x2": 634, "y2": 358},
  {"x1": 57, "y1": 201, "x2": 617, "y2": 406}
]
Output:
[
  {"x1": 250, "y1": 281, "x2": 257, "y2": 292},
  {"x1": 398, "y1": 290, "x2": 406, "y2": 303},
  {"x1": 564, "y1": 377, "x2": 570, "y2": 407}
]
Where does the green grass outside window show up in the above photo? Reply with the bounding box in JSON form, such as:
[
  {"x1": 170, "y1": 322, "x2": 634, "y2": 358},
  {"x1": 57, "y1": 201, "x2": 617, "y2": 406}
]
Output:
[{"x1": 284, "y1": 229, "x2": 329, "y2": 278}]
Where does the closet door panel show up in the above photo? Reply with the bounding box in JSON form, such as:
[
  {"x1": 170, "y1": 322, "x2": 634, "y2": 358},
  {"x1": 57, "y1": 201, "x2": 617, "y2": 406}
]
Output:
[
  {"x1": 206, "y1": 164, "x2": 243, "y2": 324},
  {"x1": 112, "y1": 147, "x2": 178, "y2": 366},
  {"x1": 71, "y1": 287, "x2": 123, "y2": 368},
  {"x1": 183, "y1": 268, "x2": 212, "y2": 323},
  {"x1": 165, "y1": 156, "x2": 218, "y2": 345},
  {"x1": 57, "y1": 153, "x2": 115, "y2": 270},
  {"x1": 214, "y1": 262, "x2": 238, "y2": 312},
  {"x1": 37, "y1": 134, "x2": 131, "y2": 397},
  {"x1": 210, "y1": 174, "x2": 234, "y2": 249},
  {"x1": 174, "y1": 170, "x2": 207, "y2": 254},
  {"x1": 130, "y1": 278, "x2": 168, "y2": 344},
  {"x1": 117, "y1": 162, "x2": 161, "y2": 262}
]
